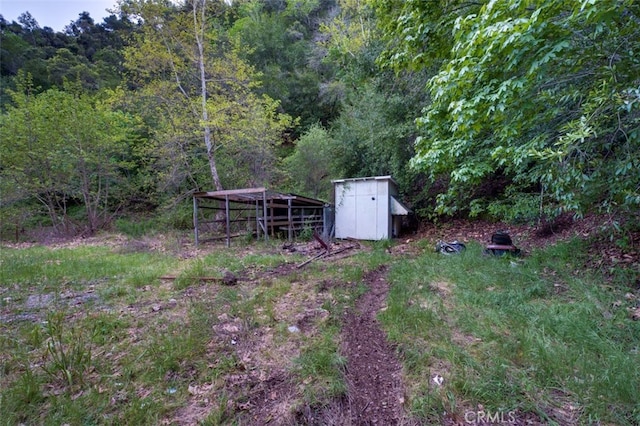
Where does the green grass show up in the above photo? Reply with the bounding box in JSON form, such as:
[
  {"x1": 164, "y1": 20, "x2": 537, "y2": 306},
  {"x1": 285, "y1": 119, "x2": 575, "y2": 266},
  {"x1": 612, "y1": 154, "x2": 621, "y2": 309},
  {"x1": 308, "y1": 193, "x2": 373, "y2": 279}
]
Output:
[
  {"x1": 295, "y1": 324, "x2": 347, "y2": 404},
  {"x1": 1, "y1": 235, "x2": 637, "y2": 424},
  {"x1": 381, "y1": 240, "x2": 640, "y2": 424},
  {"x1": 0, "y1": 245, "x2": 177, "y2": 292},
  {"x1": 114, "y1": 217, "x2": 162, "y2": 238},
  {"x1": 0, "y1": 243, "x2": 183, "y2": 424}
]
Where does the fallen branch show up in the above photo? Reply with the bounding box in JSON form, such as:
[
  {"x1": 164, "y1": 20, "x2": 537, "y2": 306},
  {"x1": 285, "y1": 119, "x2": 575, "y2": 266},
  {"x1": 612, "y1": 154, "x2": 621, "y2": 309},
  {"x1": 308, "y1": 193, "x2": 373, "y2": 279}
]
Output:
[
  {"x1": 296, "y1": 244, "x2": 358, "y2": 268},
  {"x1": 296, "y1": 250, "x2": 329, "y2": 268},
  {"x1": 325, "y1": 249, "x2": 359, "y2": 262},
  {"x1": 160, "y1": 272, "x2": 239, "y2": 285},
  {"x1": 160, "y1": 275, "x2": 221, "y2": 281},
  {"x1": 328, "y1": 244, "x2": 358, "y2": 257}
]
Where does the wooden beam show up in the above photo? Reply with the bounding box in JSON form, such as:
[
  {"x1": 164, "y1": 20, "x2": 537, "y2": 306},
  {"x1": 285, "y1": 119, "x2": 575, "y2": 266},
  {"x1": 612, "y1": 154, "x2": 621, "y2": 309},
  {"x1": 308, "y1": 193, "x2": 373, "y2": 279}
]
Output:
[
  {"x1": 296, "y1": 244, "x2": 357, "y2": 268},
  {"x1": 255, "y1": 200, "x2": 260, "y2": 239},
  {"x1": 194, "y1": 187, "x2": 266, "y2": 197},
  {"x1": 160, "y1": 275, "x2": 222, "y2": 282}
]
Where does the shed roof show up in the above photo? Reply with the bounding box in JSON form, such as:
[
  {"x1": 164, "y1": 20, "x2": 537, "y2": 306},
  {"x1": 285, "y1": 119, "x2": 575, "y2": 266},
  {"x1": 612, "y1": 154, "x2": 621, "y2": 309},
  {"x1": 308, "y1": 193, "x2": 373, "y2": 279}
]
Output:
[
  {"x1": 331, "y1": 175, "x2": 397, "y2": 185},
  {"x1": 193, "y1": 187, "x2": 326, "y2": 207}
]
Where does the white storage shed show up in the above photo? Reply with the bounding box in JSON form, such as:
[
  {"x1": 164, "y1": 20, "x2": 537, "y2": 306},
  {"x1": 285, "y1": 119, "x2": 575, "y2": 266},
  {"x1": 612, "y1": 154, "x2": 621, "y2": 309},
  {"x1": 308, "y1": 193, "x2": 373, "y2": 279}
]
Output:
[{"x1": 332, "y1": 176, "x2": 410, "y2": 240}]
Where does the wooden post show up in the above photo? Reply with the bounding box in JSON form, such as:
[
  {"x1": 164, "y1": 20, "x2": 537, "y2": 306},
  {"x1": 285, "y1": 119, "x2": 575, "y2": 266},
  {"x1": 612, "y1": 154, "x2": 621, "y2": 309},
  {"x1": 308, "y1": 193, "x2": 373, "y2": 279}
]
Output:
[
  {"x1": 225, "y1": 194, "x2": 230, "y2": 247},
  {"x1": 255, "y1": 200, "x2": 260, "y2": 239},
  {"x1": 262, "y1": 190, "x2": 268, "y2": 241},
  {"x1": 193, "y1": 196, "x2": 199, "y2": 246},
  {"x1": 288, "y1": 198, "x2": 293, "y2": 241},
  {"x1": 270, "y1": 205, "x2": 274, "y2": 236}
]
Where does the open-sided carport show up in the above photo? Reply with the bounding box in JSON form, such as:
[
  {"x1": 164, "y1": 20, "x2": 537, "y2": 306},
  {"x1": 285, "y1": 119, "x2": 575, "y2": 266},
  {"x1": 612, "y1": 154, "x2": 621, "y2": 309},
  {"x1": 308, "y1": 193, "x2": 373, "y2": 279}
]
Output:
[{"x1": 193, "y1": 188, "x2": 327, "y2": 246}]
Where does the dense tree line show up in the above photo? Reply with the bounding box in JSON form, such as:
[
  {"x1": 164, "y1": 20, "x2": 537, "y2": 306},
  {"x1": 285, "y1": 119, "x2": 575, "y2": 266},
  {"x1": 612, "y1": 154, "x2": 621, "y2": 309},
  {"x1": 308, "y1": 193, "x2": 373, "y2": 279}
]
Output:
[
  {"x1": 0, "y1": 10, "x2": 134, "y2": 94},
  {"x1": 1, "y1": 0, "x2": 637, "y2": 237},
  {"x1": 373, "y1": 0, "x2": 639, "y2": 221}
]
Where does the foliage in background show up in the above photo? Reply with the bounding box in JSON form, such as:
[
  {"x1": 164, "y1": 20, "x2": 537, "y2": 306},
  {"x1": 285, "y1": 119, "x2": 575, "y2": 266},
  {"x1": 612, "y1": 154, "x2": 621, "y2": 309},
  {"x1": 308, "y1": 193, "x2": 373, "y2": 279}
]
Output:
[
  {"x1": 0, "y1": 10, "x2": 134, "y2": 103},
  {"x1": 0, "y1": 75, "x2": 135, "y2": 234},
  {"x1": 329, "y1": 81, "x2": 422, "y2": 193},
  {"x1": 319, "y1": 0, "x2": 430, "y2": 200},
  {"x1": 282, "y1": 124, "x2": 336, "y2": 199},
  {"x1": 373, "y1": 0, "x2": 640, "y2": 220},
  {"x1": 120, "y1": 0, "x2": 295, "y2": 194},
  {"x1": 2, "y1": 0, "x2": 639, "y2": 233},
  {"x1": 229, "y1": 0, "x2": 339, "y2": 132}
]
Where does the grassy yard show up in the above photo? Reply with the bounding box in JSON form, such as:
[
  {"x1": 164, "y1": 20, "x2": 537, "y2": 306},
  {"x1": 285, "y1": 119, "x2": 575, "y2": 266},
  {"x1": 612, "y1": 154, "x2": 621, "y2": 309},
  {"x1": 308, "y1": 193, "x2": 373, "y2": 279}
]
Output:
[
  {"x1": 382, "y1": 240, "x2": 639, "y2": 424},
  {"x1": 0, "y1": 232, "x2": 638, "y2": 425}
]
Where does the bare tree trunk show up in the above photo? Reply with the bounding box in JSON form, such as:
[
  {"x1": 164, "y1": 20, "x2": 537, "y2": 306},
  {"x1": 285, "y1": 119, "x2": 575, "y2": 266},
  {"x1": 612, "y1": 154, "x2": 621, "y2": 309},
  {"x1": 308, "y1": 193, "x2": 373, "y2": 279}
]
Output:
[
  {"x1": 193, "y1": 0, "x2": 223, "y2": 191},
  {"x1": 79, "y1": 158, "x2": 99, "y2": 235}
]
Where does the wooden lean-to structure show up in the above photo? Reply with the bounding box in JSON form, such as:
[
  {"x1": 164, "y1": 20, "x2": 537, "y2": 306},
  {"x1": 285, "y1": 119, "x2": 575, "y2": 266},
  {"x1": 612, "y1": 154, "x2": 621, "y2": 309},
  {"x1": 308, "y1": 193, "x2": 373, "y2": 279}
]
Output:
[{"x1": 193, "y1": 188, "x2": 328, "y2": 246}]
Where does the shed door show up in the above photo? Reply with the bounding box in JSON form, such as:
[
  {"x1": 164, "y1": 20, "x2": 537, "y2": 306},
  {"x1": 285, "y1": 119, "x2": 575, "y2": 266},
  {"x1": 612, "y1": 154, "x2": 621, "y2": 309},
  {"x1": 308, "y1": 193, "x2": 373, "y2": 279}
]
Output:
[
  {"x1": 355, "y1": 180, "x2": 379, "y2": 240},
  {"x1": 335, "y1": 185, "x2": 356, "y2": 239}
]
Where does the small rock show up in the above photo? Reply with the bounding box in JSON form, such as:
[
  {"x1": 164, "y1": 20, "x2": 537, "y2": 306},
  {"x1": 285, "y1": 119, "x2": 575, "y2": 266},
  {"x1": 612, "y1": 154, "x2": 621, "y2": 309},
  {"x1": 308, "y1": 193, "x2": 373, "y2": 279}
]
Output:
[
  {"x1": 221, "y1": 323, "x2": 240, "y2": 333},
  {"x1": 287, "y1": 325, "x2": 300, "y2": 333},
  {"x1": 151, "y1": 304, "x2": 162, "y2": 312}
]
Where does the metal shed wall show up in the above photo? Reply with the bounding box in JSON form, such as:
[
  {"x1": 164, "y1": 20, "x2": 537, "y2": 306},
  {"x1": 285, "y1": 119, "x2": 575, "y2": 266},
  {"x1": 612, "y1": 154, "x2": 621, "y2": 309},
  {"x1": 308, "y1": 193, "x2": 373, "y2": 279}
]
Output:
[{"x1": 333, "y1": 176, "x2": 399, "y2": 240}]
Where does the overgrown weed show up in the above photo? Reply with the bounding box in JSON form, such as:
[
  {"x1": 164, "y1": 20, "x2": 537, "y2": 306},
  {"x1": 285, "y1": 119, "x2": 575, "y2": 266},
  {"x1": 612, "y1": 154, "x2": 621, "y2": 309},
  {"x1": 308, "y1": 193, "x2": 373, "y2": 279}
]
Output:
[
  {"x1": 2, "y1": 235, "x2": 636, "y2": 424},
  {"x1": 382, "y1": 240, "x2": 640, "y2": 424}
]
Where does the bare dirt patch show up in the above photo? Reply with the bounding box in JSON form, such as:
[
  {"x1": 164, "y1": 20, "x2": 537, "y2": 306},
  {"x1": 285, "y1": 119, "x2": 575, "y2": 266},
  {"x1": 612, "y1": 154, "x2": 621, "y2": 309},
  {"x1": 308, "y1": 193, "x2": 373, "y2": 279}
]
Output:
[
  {"x1": 0, "y1": 286, "x2": 103, "y2": 324},
  {"x1": 169, "y1": 265, "x2": 334, "y2": 425},
  {"x1": 414, "y1": 213, "x2": 615, "y2": 250},
  {"x1": 173, "y1": 256, "x2": 414, "y2": 425}
]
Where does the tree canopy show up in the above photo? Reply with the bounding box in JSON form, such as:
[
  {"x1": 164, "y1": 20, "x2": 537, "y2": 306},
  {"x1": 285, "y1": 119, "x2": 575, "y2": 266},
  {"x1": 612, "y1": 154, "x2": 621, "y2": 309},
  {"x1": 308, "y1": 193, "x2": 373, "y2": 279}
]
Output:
[
  {"x1": 373, "y1": 0, "x2": 640, "y2": 220},
  {"x1": 1, "y1": 0, "x2": 638, "y2": 237},
  {"x1": 0, "y1": 76, "x2": 134, "y2": 233}
]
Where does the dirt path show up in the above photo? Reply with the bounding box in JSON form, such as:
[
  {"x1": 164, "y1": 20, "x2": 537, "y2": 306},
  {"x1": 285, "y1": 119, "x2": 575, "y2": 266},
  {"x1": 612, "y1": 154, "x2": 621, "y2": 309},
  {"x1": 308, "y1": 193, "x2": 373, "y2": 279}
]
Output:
[
  {"x1": 159, "y1": 239, "x2": 425, "y2": 425},
  {"x1": 340, "y1": 265, "x2": 409, "y2": 425}
]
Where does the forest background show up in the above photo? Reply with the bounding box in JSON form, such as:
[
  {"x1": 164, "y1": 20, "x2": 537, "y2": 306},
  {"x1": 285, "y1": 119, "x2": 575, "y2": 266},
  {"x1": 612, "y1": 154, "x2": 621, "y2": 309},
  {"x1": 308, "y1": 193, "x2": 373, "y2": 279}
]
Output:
[{"x1": 1, "y1": 0, "x2": 638, "y2": 238}]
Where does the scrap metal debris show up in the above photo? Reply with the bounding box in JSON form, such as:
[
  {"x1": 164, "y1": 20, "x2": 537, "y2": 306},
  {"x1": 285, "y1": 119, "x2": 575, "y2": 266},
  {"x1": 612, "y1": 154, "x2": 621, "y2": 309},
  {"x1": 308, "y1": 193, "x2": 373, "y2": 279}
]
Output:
[
  {"x1": 435, "y1": 240, "x2": 466, "y2": 255},
  {"x1": 296, "y1": 241, "x2": 360, "y2": 268}
]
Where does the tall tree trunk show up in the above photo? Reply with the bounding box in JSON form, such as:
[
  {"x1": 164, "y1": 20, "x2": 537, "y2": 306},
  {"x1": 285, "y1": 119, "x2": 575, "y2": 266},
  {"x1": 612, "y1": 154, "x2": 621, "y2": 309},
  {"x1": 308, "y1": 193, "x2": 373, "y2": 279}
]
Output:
[{"x1": 193, "y1": 0, "x2": 223, "y2": 191}]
